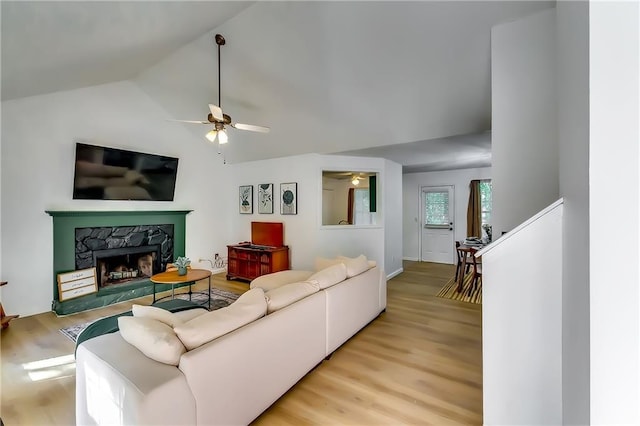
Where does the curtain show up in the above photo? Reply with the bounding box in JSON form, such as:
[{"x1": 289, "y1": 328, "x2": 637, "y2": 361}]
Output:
[
  {"x1": 347, "y1": 188, "x2": 355, "y2": 224},
  {"x1": 466, "y1": 180, "x2": 481, "y2": 237}
]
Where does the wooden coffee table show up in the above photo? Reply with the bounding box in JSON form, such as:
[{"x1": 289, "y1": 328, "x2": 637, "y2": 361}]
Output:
[{"x1": 150, "y1": 269, "x2": 212, "y2": 310}]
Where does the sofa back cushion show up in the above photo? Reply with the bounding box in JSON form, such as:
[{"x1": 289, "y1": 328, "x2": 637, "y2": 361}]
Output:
[
  {"x1": 250, "y1": 270, "x2": 314, "y2": 291},
  {"x1": 132, "y1": 304, "x2": 183, "y2": 327},
  {"x1": 174, "y1": 288, "x2": 267, "y2": 350},
  {"x1": 314, "y1": 256, "x2": 344, "y2": 272},
  {"x1": 118, "y1": 316, "x2": 186, "y2": 365},
  {"x1": 308, "y1": 263, "x2": 347, "y2": 289},
  {"x1": 337, "y1": 255, "x2": 372, "y2": 278},
  {"x1": 265, "y1": 281, "x2": 319, "y2": 314}
]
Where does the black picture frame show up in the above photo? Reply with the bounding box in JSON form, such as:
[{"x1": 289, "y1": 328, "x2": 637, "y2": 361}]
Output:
[
  {"x1": 258, "y1": 183, "x2": 274, "y2": 214},
  {"x1": 239, "y1": 185, "x2": 253, "y2": 214},
  {"x1": 280, "y1": 182, "x2": 297, "y2": 215}
]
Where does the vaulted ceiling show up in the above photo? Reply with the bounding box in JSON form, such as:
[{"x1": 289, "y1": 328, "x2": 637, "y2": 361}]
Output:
[{"x1": 1, "y1": 1, "x2": 554, "y2": 169}]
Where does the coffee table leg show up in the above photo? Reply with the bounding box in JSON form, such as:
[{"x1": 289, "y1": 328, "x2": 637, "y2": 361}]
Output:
[
  {"x1": 153, "y1": 282, "x2": 156, "y2": 303},
  {"x1": 208, "y1": 276, "x2": 211, "y2": 310}
]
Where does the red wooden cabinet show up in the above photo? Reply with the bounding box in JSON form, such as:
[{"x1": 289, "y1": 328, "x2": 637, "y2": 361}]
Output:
[
  {"x1": 226, "y1": 245, "x2": 289, "y2": 282},
  {"x1": 226, "y1": 222, "x2": 290, "y2": 282}
]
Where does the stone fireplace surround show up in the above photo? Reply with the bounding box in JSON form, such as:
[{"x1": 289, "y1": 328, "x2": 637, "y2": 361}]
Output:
[
  {"x1": 75, "y1": 224, "x2": 173, "y2": 288},
  {"x1": 47, "y1": 210, "x2": 191, "y2": 315}
]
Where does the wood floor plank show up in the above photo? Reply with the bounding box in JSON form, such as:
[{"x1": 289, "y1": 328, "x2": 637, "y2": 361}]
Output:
[{"x1": 1, "y1": 262, "x2": 482, "y2": 425}]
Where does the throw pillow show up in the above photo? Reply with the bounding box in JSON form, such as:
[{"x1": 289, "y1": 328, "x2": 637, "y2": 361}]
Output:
[
  {"x1": 265, "y1": 281, "x2": 320, "y2": 314},
  {"x1": 132, "y1": 304, "x2": 183, "y2": 327},
  {"x1": 174, "y1": 288, "x2": 267, "y2": 351},
  {"x1": 117, "y1": 316, "x2": 186, "y2": 365},
  {"x1": 307, "y1": 263, "x2": 347, "y2": 289},
  {"x1": 337, "y1": 255, "x2": 372, "y2": 278},
  {"x1": 250, "y1": 270, "x2": 314, "y2": 291}
]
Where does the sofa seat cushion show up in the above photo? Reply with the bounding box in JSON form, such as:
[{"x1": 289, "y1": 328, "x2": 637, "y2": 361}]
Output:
[
  {"x1": 250, "y1": 270, "x2": 314, "y2": 291},
  {"x1": 307, "y1": 263, "x2": 348, "y2": 289},
  {"x1": 174, "y1": 288, "x2": 267, "y2": 350},
  {"x1": 265, "y1": 281, "x2": 320, "y2": 313},
  {"x1": 117, "y1": 316, "x2": 186, "y2": 365}
]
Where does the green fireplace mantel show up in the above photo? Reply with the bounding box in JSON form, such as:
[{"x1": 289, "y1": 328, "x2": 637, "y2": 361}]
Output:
[
  {"x1": 46, "y1": 210, "x2": 193, "y2": 218},
  {"x1": 47, "y1": 210, "x2": 192, "y2": 315}
]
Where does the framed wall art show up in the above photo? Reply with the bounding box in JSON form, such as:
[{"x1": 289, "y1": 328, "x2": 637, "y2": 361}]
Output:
[
  {"x1": 239, "y1": 185, "x2": 253, "y2": 214},
  {"x1": 280, "y1": 182, "x2": 297, "y2": 215},
  {"x1": 258, "y1": 183, "x2": 274, "y2": 214}
]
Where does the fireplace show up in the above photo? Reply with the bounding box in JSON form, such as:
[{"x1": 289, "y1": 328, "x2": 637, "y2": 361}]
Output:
[
  {"x1": 74, "y1": 224, "x2": 174, "y2": 290},
  {"x1": 48, "y1": 210, "x2": 191, "y2": 315},
  {"x1": 93, "y1": 245, "x2": 161, "y2": 288}
]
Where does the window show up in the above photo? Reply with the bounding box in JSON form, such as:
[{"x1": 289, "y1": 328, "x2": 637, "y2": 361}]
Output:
[
  {"x1": 479, "y1": 180, "x2": 492, "y2": 235},
  {"x1": 353, "y1": 188, "x2": 373, "y2": 225},
  {"x1": 424, "y1": 190, "x2": 450, "y2": 227}
]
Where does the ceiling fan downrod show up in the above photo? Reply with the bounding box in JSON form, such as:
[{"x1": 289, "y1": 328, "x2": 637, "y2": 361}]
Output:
[{"x1": 215, "y1": 34, "x2": 225, "y2": 109}]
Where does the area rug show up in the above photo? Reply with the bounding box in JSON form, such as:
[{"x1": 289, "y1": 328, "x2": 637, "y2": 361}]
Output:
[
  {"x1": 59, "y1": 288, "x2": 240, "y2": 343},
  {"x1": 436, "y1": 273, "x2": 482, "y2": 304}
]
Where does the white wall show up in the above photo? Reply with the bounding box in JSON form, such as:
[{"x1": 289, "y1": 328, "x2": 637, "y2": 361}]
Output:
[
  {"x1": 556, "y1": 1, "x2": 590, "y2": 423},
  {"x1": 491, "y1": 8, "x2": 559, "y2": 236},
  {"x1": 383, "y1": 160, "x2": 403, "y2": 277},
  {"x1": 589, "y1": 1, "x2": 640, "y2": 423},
  {"x1": 402, "y1": 167, "x2": 491, "y2": 261},
  {"x1": 227, "y1": 154, "x2": 403, "y2": 278},
  {"x1": 482, "y1": 200, "x2": 563, "y2": 425},
  {"x1": 0, "y1": 81, "x2": 232, "y2": 316}
]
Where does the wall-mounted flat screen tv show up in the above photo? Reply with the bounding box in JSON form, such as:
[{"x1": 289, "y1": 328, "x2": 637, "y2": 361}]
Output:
[{"x1": 73, "y1": 143, "x2": 179, "y2": 201}]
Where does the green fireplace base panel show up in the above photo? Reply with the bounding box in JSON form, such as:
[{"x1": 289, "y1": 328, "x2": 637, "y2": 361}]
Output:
[
  {"x1": 53, "y1": 281, "x2": 155, "y2": 315},
  {"x1": 47, "y1": 210, "x2": 191, "y2": 315},
  {"x1": 53, "y1": 280, "x2": 194, "y2": 316}
]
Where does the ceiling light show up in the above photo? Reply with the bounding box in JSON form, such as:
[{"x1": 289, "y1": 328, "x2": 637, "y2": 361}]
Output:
[
  {"x1": 205, "y1": 130, "x2": 217, "y2": 143},
  {"x1": 352, "y1": 176, "x2": 360, "y2": 185},
  {"x1": 218, "y1": 129, "x2": 228, "y2": 144}
]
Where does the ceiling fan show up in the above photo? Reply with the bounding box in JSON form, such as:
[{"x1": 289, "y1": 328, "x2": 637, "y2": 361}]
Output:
[{"x1": 172, "y1": 34, "x2": 269, "y2": 145}]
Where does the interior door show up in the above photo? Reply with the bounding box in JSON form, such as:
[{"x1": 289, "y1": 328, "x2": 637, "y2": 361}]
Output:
[{"x1": 420, "y1": 185, "x2": 455, "y2": 264}]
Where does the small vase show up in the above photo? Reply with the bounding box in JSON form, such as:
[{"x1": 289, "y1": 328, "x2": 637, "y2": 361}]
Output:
[{"x1": 177, "y1": 266, "x2": 187, "y2": 276}]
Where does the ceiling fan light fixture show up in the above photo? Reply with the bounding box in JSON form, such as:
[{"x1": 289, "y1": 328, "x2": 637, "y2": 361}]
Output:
[
  {"x1": 205, "y1": 130, "x2": 218, "y2": 143},
  {"x1": 218, "y1": 129, "x2": 229, "y2": 144}
]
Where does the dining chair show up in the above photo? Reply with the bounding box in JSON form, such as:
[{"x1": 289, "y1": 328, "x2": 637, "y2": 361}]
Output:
[
  {"x1": 467, "y1": 247, "x2": 482, "y2": 295},
  {"x1": 455, "y1": 241, "x2": 472, "y2": 282}
]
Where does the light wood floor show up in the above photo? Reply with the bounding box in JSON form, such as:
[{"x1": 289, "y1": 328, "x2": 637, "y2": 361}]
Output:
[{"x1": 1, "y1": 261, "x2": 482, "y2": 425}]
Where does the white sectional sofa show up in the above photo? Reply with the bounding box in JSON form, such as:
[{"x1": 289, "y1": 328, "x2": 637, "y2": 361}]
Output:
[{"x1": 75, "y1": 256, "x2": 386, "y2": 426}]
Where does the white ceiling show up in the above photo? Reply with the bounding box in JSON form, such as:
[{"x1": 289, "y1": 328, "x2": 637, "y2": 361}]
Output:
[
  {"x1": 1, "y1": 1, "x2": 554, "y2": 171},
  {"x1": 1, "y1": 1, "x2": 254, "y2": 100}
]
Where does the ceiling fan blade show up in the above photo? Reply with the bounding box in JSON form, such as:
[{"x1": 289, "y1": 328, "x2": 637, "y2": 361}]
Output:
[
  {"x1": 168, "y1": 119, "x2": 211, "y2": 124},
  {"x1": 208, "y1": 104, "x2": 224, "y2": 122},
  {"x1": 231, "y1": 123, "x2": 270, "y2": 133}
]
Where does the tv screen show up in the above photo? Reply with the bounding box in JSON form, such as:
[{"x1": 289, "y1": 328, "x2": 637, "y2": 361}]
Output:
[{"x1": 73, "y1": 143, "x2": 179, "y2": 201}]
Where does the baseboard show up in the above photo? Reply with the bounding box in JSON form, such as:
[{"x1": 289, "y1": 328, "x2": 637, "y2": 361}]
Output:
[
  {"x1": 386, "y1": 268, "x2": 404, "y2": 280},
  {"x1": 403, "y1": 256, "x2": 419, "y2": 261}
]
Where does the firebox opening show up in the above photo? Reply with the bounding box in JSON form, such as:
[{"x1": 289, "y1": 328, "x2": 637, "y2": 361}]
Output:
[{"x1": 93, "y1": 245, "x2": 161, "y2": 288}]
